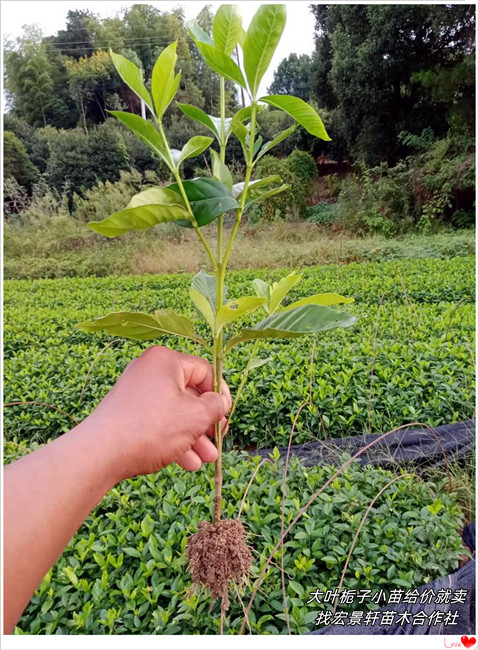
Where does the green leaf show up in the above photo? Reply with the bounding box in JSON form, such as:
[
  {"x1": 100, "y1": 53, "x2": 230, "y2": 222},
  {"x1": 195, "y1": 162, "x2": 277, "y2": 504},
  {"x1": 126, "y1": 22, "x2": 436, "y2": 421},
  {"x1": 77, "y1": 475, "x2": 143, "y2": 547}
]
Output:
[
  {"x1": 189, "y1": 288, "x2": 215, "y2": 331},
  {"x1": 237, "y1": 25, "x2": 247, "y2": 48},
  {"x1": 253, "y1": 278, "x2": 271, "y2": 313},
  {"x1": 62, "y1": 566, "x2": 78, "y2": 586},
  {"x1": 109, "y1": 111, "x2": 170, "y2": 168},
  {"x1": 195, "y1": 41, "x2": 246, "y2": 88},
  {"x1": 256, "y1": 124, "x2": 298, "y2": 160},
  {"x1": 250, "y1": 356, "x2": 273, "y2": 370},
  {"x1": 243, "y1": 5, "x2": 287, "y2": 97},
  {"x1": 244, "y1": 184, "x2": 291, "y2": 211},
  {"x1": 233, "y1": 175, "x2": 282, "y2": 198},
  {"x1": 289, "y1": 580, "x2": 304, "y2": 596},
  {"x1": 213, "y1": 5, "x2": 242, "y2": 55},
  {"x1": 427, "y1": 498, "x2": 443, "y2": 515},
  {"x1": 78, "y1": 310, "x2": 207, "y2": 346},
  {"x1": 269, "y1": 272, "x2": 303, "y2": 314},
  {"x1": 230, "y1": 105, "x2": 255, "y2": 126},
  {"x1": 230, "y1": 119, "x2": 249, "y2": 153},
  {"x1": 177, "y1": 103, "x2": 219, "y2": 137},
  {"x1": 252, "y1": 135, "x2": 263, "y2": 157},
  {"x1": 151, "y1": 42, "x2": 179, "y2": 118},
  {"x1": 216, "y1": 296, "x2": 267, "y2": 330},
  {"x1": 191, "y1": 269, "x2": 227, "y2": 311},
  {"x1": 225, "y1": 304, "x2": 357, "y2": 352},
  {"x1": 171, "y1": 135, "x2": 213, "y2": 167},
  {"x1": 228, "y1": 105, "x2": 265, "y2": 148},
  {"x1": 210, "y1": 149, "x2": 233, "y2": 189},
  {"x1": 123, "y1": 547, "x2": 142, "y2": 558},
  {"x1": 259, "y1": 95, "x2": 331, "y2": 140},
  {"x1": 110, "y1": 51, "x2": 154, "y2": 115},
  {"x1": 285, "y1": 293, "x2": 355, "y2": 310},
  {"x1": 169, "y1": 178, "x2": 239, "y2": 228},
  {"x1": 88, "y1": 187, "x2": 189, "y2": 237},
  {"x1": 187, "y1": 19, "x2": 215, "y2": 47}
]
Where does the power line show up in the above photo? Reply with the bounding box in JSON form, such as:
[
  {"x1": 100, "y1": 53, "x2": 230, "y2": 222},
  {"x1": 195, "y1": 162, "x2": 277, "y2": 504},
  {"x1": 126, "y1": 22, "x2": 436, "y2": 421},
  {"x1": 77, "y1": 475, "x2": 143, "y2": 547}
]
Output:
[
  {"x1": 49, "y1": 36, "x2": 181, "y2": 47},
  {"x1": 48, "y1": 45, "x2": 176, "y2": 56}
]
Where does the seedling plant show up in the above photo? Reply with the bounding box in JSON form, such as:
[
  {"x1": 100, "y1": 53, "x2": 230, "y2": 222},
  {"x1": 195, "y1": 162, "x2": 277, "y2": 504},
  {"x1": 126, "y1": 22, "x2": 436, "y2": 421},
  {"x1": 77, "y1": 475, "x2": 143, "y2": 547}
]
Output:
[{"x1": 79, "y1": 4, "x2": 356, "y2": 610}]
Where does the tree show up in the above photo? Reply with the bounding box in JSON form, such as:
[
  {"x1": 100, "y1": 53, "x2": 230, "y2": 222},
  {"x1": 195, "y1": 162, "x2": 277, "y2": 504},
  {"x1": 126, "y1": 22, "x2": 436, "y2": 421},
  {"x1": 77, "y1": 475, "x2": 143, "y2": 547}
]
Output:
[
  {"x1": 52, "y1": 10, "x2": 98, "y2": 59},
  {"x1": 4, "y1": 27, "x2": 55, "y2": 127},
  {"x1": 310, "y1": 4, "x2": 476, "y2": 164},
  {"x1": 44, "y1": 124, "x2": 129, "y2": 196},
  {"x1": 268, "y1": 53, "x2": 312, "y2": 101},
  {"x1": 65, "y1": 51, "x2": 114, "y2": 132},
  {"x1": 3, "y1": 131, "x2": 38, "y2": 190}
]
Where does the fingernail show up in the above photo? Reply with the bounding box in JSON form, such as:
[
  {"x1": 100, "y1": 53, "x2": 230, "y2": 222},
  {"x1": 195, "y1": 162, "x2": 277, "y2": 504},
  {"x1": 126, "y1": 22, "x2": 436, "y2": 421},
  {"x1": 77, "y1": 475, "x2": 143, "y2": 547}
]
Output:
[{"x1": 221, "y1": 394, "x2": 230, "y2": 412}]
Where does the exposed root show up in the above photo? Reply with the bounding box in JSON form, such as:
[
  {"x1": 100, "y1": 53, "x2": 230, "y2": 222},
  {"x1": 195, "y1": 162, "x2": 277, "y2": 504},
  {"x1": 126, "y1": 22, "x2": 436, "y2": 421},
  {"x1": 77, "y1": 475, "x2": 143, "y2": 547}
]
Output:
[{"x1": 186, "y1": 519, "x2": 252, "y2": 611}]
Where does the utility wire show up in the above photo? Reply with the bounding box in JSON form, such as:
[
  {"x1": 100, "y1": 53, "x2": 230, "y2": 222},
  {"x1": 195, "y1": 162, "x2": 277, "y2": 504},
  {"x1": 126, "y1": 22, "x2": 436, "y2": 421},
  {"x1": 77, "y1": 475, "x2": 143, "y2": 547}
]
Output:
[{"x1": 49, "y1": 36, "x2": 178, "y2": 46}]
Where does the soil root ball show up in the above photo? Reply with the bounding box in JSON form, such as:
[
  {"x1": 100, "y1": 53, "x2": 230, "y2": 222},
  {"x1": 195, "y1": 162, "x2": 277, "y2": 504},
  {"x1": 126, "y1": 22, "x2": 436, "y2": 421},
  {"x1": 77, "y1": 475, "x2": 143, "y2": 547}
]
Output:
[{"x1": 186, "y1": 519, "x2": 252, "y2": 610}]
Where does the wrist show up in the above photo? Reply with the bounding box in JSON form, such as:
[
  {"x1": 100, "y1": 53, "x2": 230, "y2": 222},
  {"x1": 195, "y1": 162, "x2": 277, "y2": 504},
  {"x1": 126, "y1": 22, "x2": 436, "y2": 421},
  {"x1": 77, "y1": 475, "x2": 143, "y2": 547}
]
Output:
[{"x1": 73, "y1": 414, "x2": 127, "y2": 488}]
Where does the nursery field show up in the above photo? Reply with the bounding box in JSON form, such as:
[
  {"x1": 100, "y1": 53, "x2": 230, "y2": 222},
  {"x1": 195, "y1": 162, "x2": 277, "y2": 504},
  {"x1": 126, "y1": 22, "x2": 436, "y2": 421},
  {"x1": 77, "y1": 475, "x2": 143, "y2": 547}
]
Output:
[
  {"x1": 4, "y1": 255, "x2": 475, "y2": 634},
  {"x1": 4, "y1": 256, "x2": 475, "y2": 447}
]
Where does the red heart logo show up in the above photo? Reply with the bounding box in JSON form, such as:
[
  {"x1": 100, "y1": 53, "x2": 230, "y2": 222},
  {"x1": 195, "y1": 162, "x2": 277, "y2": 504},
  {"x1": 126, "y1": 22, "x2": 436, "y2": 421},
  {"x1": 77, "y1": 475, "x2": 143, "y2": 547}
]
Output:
[{"x1": 461, "y1": 637, "x2": 476, "y2": 649}]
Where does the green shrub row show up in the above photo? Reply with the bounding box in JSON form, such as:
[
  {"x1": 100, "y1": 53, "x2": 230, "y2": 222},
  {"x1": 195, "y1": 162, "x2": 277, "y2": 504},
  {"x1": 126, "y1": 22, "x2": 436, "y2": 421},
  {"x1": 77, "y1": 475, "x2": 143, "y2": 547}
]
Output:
[
  {"x1": 5, "y1": 441, "x2": 465, "y2": 635},
  {"x1": 4, "y1": 258, "x2": 474, "y2": 447}
]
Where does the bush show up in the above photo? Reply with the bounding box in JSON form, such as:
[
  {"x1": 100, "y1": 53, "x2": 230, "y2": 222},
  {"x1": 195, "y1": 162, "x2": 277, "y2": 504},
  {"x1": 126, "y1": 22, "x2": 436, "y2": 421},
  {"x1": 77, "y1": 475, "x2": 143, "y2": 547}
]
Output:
[
  {"x1": 406, "y1": 131, "x2": 476, "y2": 233},
  {"x1": 3, "y1": 177, "x2": 30, "y2": 220},
  {"x1": 43, "y1": 123, "x2": 130, "y2": 197},
  {"x1": 331, "y1": 130, "x2": 475, "y2": 236},
  {"x1": 306, "y1": 203, "x2": 335, "y2": 225},
  {"x1": 287, "y1": 149, "x2": 317, "y2": 187},
  {"x1": 72, "y1": 170, "x2": 161, "y2": 223},
  {"x1": 3, "y1": 115, "x2": 41, "y2": 165},
  {"x1": 333, "y1": 163, "x2": 415, "y2": 237},
  {"x1": 3, "y1": 131, "x2": 38, "y2": 191},
  {"x1": 5, "y1": 439, "x2": 466, "y2": 635},
  {"x1": 251, "y1": 150, "x2": 317, "y2": 222}
]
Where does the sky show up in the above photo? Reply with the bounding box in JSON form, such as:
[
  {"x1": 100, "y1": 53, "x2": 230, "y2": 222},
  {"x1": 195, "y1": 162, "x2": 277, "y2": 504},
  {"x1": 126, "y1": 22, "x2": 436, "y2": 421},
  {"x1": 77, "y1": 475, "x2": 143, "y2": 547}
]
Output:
[{"x1": 1, "y1": 1, "x2": 317, "y2": 97}]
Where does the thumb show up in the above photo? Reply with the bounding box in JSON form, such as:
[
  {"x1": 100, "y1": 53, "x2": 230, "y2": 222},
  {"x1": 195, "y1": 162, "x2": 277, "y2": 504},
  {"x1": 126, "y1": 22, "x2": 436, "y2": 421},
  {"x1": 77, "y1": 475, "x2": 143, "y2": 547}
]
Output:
[{"x1": 198, "y1": 391, "x2": 229, "y2": 429}]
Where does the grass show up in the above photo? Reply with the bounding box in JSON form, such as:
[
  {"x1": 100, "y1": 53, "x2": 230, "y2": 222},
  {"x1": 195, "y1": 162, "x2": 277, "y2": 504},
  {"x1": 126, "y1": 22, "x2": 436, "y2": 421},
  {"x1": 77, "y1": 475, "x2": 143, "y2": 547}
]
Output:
[
  {"x1": 426, "y1": 453, "x2": 476, "y2": 524},
  {"x1": 4, "y1": 216, "x2": 475, "y2": 279}
]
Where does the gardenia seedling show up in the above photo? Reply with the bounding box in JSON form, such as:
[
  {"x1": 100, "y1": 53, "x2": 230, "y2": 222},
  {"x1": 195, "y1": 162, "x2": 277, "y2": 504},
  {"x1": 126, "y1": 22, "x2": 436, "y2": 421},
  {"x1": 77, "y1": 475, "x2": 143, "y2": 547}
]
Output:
[{"x1": 78, "y1": 3, "x2": 357, "y2": 610}]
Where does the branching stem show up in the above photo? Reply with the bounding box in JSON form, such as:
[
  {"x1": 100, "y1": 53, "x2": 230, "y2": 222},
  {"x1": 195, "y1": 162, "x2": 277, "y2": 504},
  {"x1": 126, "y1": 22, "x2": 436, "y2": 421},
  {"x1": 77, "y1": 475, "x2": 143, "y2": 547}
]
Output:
[
  {"x1": 156, "y1": 119, "x2": 217, "y2": 271},
  {"x1": 212, "y1": 77, "x2": 228, "y2": 523}
]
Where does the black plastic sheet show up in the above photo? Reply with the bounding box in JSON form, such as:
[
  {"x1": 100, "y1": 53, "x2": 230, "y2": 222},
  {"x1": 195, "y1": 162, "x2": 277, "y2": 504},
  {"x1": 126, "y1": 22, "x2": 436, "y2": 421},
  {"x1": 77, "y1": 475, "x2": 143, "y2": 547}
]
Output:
[{"x1": 254, "y1": 420, "x2": 475, "y2": 470}]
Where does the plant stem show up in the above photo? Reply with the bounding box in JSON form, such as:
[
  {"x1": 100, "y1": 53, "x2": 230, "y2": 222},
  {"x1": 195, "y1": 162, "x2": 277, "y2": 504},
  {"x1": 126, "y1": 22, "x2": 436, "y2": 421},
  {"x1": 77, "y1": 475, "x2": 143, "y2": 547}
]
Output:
[
  {"x1": 172, "y1": 168, "x2": 217, "y2": 271},
  {"x1": 156, "y1": 119, "x2": 217, "y2": 271},
  {"x1": 212, "y1": 77, "x2": 228, "y2": 524},
  {"x1": 221, "y1": 102, "x2": 257, "y2": 283},
  {"x1": 219, "y1": 77, "x2": 226, "y2": 160},
  {"x1": 212, "y1": 324, "x2": 224, "y2": 523},
  {"x1": 217, "y1": 76, "x2": 226, "y2": 265},
  {"x1": 212, "y1": 100, "x2": 259, "y2": 521}
]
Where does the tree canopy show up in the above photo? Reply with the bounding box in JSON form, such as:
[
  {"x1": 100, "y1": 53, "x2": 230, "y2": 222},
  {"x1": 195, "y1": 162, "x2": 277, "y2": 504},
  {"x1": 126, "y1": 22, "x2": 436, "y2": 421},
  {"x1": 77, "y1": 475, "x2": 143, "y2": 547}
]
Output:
[
  {"x1": 307, "y1": 3, "x2": 475, "y2": 164},
  {"x1": 4, "y1": 5, "x2": 233, "y2": 132}
]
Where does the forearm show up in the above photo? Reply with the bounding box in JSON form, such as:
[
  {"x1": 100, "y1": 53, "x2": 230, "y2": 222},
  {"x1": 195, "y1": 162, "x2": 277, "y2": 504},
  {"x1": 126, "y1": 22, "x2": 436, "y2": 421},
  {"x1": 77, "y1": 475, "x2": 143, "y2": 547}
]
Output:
[{"x1": 3, "y1": 417, "x2": 120, "y2": 633}]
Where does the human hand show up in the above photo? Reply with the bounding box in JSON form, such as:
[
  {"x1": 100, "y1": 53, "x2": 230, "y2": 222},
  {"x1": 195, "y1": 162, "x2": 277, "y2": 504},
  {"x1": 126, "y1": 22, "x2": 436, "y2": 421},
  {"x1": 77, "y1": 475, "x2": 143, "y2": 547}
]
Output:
[{"x1": 85, "y1": 346, "x2": 231, "y2": 480}]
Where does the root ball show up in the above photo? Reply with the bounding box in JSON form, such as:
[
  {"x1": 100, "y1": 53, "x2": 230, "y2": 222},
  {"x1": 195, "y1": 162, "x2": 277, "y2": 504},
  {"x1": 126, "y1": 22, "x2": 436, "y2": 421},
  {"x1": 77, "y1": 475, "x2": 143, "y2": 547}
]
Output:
[{"x1": 186, "y1": 519, "x2": 252, "y2": 609}]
